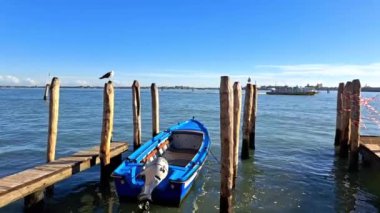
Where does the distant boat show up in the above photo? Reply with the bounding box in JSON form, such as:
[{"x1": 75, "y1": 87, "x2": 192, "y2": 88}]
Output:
[
  {"x1": 266, "y1": 86, "x2": 318, "y2": 96},
  {"x1": 112, "y1": 119, "x2": 211, "y2": 209}
]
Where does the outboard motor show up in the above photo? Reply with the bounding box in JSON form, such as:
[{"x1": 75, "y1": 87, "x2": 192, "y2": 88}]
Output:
[{"x1": 138, "y1": 157, "x2": 169, "y2": 210}]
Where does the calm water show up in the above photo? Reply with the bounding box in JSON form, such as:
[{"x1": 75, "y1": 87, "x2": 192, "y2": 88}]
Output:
[{"x1": 1, "y1": 88, "x2": 380, "y2": 213}]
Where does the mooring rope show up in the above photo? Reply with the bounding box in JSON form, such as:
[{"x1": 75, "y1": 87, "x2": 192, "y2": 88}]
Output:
[
  {"x1": 209, "y1": 148, "x2": 221, "y2": 164},
  {"x1": 359, "y1": 94, "x2": 380, "y2": 129}
]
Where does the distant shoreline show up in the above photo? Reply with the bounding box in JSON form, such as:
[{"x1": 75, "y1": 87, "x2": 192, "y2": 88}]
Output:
[{"x1": 1, "y1": 85, "x2": 380, "y2": 92}]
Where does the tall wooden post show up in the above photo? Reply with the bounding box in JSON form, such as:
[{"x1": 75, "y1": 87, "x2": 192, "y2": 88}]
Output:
[
  {"x1": 219, "y1": 76, "x2": 234, "y2": 213},
  {"x1": 47, "y1": 78, "x2": 60, "y2": 163},
  {"x1": 43, "y1": 84, "x2": 50, "y2": 100},
  {"x1": 249, "y1": 84, "x2": 258, "y2": 149},
  {"x1": 232, "y1": 82, "x2": 242, "y2": 189},
  {"x1": 25, "y1": 78, "x2": 60, "y2": 210},
  {"x1": 340, "y1": 81, "x2": 352, "y2": 158},
  {"x1": 100, "y1": 81, "x2": 114, "y2": 184},
  {"x1": 151, "y1": 83, "x2": 159, "y2": 137},
  {"x1": 241, "y1": 83, "x2": 253, "y2": 160},
  {"x1": 334, "y1": 83, "x2": 344, "y2": 147},
  {"x1": 349, "y1": 79, "x2": 361, "y2": 171},
  {"x1": 132, "y1": 80, "x2": 141, "y2": 150}
]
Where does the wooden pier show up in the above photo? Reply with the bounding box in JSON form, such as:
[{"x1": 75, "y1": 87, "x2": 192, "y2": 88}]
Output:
[
  {"x1": 333, "y1": 79, "x2": 380, "y2": 170},
  {"x1": 359, "y1": 136, "x2": 380, "y2": 165},
  {"x1": 0, "y1": 77, "x2": 135, "y2": 210},
  {"x1": 0, "y1": 142, "x2": 128, "y2": 208}
]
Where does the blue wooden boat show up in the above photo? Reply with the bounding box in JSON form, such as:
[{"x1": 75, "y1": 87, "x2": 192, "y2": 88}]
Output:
[{"x1": 112, "y1": 119, "x2": 211, "y2": 207}]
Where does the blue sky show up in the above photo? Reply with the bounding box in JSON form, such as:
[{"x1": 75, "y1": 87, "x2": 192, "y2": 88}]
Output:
[{"x1": 1, "y1": 0, "x2": 380, "y2": 87}]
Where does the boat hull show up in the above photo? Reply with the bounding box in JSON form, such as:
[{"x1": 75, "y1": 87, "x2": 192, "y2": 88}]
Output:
[
  {"x1": 114, "y1": 165, "x2": 201, "y2": 206},
  {"x1": 112, "y1": 119, "x2": 210, "y2": 206}
]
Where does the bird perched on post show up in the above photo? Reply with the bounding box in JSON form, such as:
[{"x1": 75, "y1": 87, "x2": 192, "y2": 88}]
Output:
[
  {"x1": 248, "y1": 77, "x2": 251, "y2": 83},
  {"x1": 99, "y1": 70, "x2": 114, "y2": 80}
]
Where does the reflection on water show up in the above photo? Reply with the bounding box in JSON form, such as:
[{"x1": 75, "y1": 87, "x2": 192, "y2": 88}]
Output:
[{"x1": 1, "y1": 88, "x2": 380, "y2": 212}]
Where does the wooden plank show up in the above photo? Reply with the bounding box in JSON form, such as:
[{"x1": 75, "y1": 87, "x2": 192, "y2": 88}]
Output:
[
  {"x1": 359, "y1": 136, "x2": 380, "y2": 166},
  {"x1": 0, "y1": 142, "x2": 127, "y2": 208}
]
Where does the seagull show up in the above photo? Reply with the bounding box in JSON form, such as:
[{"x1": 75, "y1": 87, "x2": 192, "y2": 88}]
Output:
[
  {"x1": 248, "y1": 77, "x2": 251, "y2": 83},
  {"x1": 99, "y1": 70, "x2": 114, "y2": 80}
]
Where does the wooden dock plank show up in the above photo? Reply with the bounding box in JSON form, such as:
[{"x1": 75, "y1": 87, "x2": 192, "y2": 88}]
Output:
[
  {"x1": 359, "y1": 136, "x2": 380, "y2": 162},
  {"x1": 0, "y1": 142, "x2": 128, "y2": 208}
]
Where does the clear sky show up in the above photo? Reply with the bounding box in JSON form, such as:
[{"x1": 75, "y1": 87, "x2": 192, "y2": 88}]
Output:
[{"x1": 1, "y1": 0, "x2": 380, "y2": 87}]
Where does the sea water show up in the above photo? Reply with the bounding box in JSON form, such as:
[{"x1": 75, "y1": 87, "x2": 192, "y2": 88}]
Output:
[{"x1": 1, "y1": 88, "x2": 380, "y2": 212}]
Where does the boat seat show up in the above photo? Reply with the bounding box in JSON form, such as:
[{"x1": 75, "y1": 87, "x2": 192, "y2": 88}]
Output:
[{"x1": 162, "y1": 148, "x2": 197, "y2": 167}]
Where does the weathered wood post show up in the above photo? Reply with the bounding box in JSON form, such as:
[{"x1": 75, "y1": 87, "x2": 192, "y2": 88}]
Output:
[
  {"x1": 249, "y1": 84, "x2": 258, "y2": 149},
  {"x1": 43, "y1": 84, "x2": 50, "y2": 100},
  {"x1": 219, "y1": 76, "x2": 234, "y2": 213},
  {"x1": 232, "y1": 82, "x2": 242, "y2": 189},
  {"x1": 132, "y1": 80, "x2": 141, "y2": 150},
  {"x1": 25, "y1": 78, "x2": 60, "y2": 210},
  {"x1": 241, "y1": 83, "x2": 253, "y2": 159},
  {"x1": 100, "y1": 81, "x2": 114, "y2": 184},
  {"x1": 334, "y1": 82, "x2": 344, "y2": 148},
  {"x1": 349, "y1": 79, "x2": 361, "y2": 171},
  {"x1": 151, "y1": 83, "x2": 159, "y2": 137},
  {"x1": 47, "y1": 77, "x2": 60, "y2": 163},
  {"x1": 340, "y1": 81, "x2": 352, "y2": 158}
]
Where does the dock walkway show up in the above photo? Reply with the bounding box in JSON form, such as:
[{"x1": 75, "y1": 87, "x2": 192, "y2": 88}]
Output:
[
  {"x1": 360, "y1": 136, "x2": 380, "y2": 163},
  {"x1": 0, "y1": 142, "x2": 128, "y2": 208}
]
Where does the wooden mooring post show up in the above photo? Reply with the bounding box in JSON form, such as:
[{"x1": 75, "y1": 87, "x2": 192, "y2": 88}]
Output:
[
  {"x1": 43, "y1": 84, "x2": 50, "y2": 100},
  {"x1": 219, "y1": 76, "x2": 234, "y2": 213},
  {"x1": 151, "y1": 83, "x2": 159, "y2": 137},
  {"x1": 241, "y1": 83, "x2": 253, "y2": 160},
  {"x1": 132, "y1": 80, "x2": 142, "y2": 150},
  {"x1": 25, "y1": 77, "x2": 60, "y2": 210},
  {"x1": 349, "y1": 79, "x2": 361, "y2": 171},
  {"x1": 250, "y1": 84, "x2": 258, "y2": 150},
  {"x1": 100, "y1": 81, "x2": 115, "y2": 184},
  {"x1": 334, "y1": 82, "x2": 344, "y2": 148},
  {"x1": 232, "y1": 82, "x2": 242, "y2": 189},
  {"x1": 339, "y1": 81, "x2": 352, "y2": 158},
  {"x1": 47, "y1": 78, "x2": 60, "y2": 163}
]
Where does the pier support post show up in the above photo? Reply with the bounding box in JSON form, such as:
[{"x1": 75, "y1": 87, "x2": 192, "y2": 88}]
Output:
[
  {"x1": 25, "y1": 78, "x2": 60, "y2": 210},
  {"x1": 249, "y1": 84, "x2": 258, "y2": 149},
  {"x1": 24, "y1": 190, "x2": 44, "y2": 212},
  {"x1": 340, "y1": 81, "x2": 352, "y2": 158},
  {"x1": 46, "y1": 77, "x2": 60, "y2": 194},
  {"x1": 151, "y1": 83, "x2": 159, "y2": 137},
  {"x1": 241, "y1": 83, "x2": 253, "y2": 160},
  {"x1": 349, "y1": 79, "x2": 361, "y2": 171},
  {"x1": 219, "y1": 76, "x2": 234, "y2": 213},
  {"x1": 43, "y1": 84, "x2": 50, "y2": 100},
  {"x1": 232, "y1": 82, "x2": 242, "y2": 189},
  {"x1": 132, "y1": 80, "x2": 142, "y2": 150},
  {"x1": 334, "y1": 83, "x2": 344, "y2": 148},
  {"x1": 100, "y1": 81, "x2": 114, "y2": 184}
]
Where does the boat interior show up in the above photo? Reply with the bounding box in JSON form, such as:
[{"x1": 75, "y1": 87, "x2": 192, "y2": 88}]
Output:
[{"x1": 141, "y1": 130, "x2": 204, "y2": 167}]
